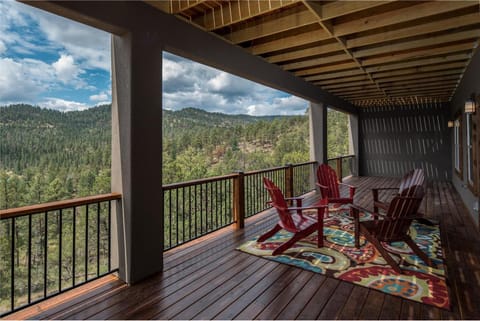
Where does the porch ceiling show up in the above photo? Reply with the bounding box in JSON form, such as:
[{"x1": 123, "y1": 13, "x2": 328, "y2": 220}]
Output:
[{"x1": 146, "y1": 0, "x2": 480, "y2": 107}]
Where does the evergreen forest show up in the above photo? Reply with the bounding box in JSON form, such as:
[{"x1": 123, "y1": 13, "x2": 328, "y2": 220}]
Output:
[
  {"x1": 0, "y1": 104, "x2": 350, "y2": 209},
  {"x1": 0, "y1": 103, "x2": 349, "y2": 314}
]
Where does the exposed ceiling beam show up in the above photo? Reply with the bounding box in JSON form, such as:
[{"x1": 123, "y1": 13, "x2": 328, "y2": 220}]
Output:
[
  {"x1": 266, "y1": 42, "x2": 343, "y2": 63},
  {"x1": 346, "y1": 12, "x2": 480, "y2": 49},
  {"x1": 304, "y1": 68, "x2": 364, "y2": 81},
  {"x1": 361, "y1": 42, "x2": 475, "y2": 66},
  {"x1": 281, "y1": 53, "x2": 350, "y2": 70},
  {"x1": 295, "y1": 61, "x2": 358, "y2": 76},
  {"x1": 353, "y1": 29, "x2": 480, "y2": 59},
  {"x1": 225, "y1": 6, "x2": 316, "y2": 44},
  {"x1": 316, "y1": 1, "x2": 394, "y2": 21},
  {"x1": 193, "y1": 0, "x2": 299, "y2": 31},
  {"x1": 376, "y1": 69, "x2": 463, "y2": 83},
  {"x1": 249, "y1": 28, "x2": 329, "y2": 55},
  {"x1": 372, "y1": 61, "x2": 468, "y2": 79},
  {"x1": 334, "y1": 1, "x2": 477, "y2": 37},
  {"x1": 365, "y1": 53, "x2": 472, "y2": 73}
]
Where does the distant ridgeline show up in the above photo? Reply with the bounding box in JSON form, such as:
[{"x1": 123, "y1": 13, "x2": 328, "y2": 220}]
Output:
[{"x1": 0, "y1": 104, "x2": 348, "y2": 209}]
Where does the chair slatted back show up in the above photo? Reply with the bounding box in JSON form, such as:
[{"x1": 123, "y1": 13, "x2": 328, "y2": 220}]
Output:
[
  {"x1": 377, "y1": 185, "x2": 424, "y2": 242},
  {"x1": 316, "y1": 163, "x2": 340, "y2": 198},
  {"x1": 399, "y1": 169, "x2": 425, "y2": 196},
  {"x1": 263, "y1": 177, "x2": 297, "y2": 233}
]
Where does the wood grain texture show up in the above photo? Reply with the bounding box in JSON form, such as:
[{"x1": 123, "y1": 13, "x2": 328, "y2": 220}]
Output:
[{"x1": 5, "y1": 177, "x2": 480, "y2": 320}]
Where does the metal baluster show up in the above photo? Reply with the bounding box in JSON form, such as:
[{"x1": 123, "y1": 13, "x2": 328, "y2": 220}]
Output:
[
  {"x1": 44, "y1": 212, "x2": 47, "y2": 298},
  {"x1": 108, "y1": 201, "x2": 111, "y2": 271},
  {"x1": 11, "y1": 218, "x2": 15, "y2": 311},
  {"x1": 28, "y1": 214, "x2": 32, "y2": 304},
  {"x1": 59, "y1": 209, "x2": 63, "y2": 291},
  {"x1": 97, "y1": 202, "x2": 100, "y2": 277},
  {"x1": 85, "y1": 206, "x2": 88, "y2": 282},
  {"x1": 73, "y1": 207, "x2": 76, "y2": 286},
  {"x1": 176, "y1": 188, "x2": 179, "y2": 246}
]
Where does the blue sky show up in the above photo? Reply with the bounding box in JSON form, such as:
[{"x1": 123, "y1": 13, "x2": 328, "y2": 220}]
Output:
[{"x1": 0, "y1": 0, "x2": 307, "y2": 115}]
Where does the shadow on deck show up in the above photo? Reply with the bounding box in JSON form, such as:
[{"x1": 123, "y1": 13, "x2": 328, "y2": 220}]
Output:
[{"x1": 5, "y1": 176, "x2": 480, "y2": 320}]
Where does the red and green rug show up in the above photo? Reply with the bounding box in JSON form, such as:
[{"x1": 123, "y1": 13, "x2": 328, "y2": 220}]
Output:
[{"x1": 238, "y1": 209, "x2": 450, "y2": 309}]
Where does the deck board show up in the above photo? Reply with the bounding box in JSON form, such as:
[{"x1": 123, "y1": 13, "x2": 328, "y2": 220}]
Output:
[{"x1": 3, "y1": 177, "x2": 480, "y2": 320}]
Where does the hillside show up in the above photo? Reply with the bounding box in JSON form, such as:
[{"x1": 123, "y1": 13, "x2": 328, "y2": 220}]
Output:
[{"x1": 0, "y1": 104, "x2": 330, "y2": 209}]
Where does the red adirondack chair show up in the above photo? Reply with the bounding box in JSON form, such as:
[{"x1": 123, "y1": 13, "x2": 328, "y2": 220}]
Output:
[
  {"x1": 351, "y1": 185, "x2": 433, "y2": 274},
  {"x1": 316, "y1": 163, "x2": 356, "y2": 217},
  {"x1": 372, "y1": 168, "x2": 425, "y2": 214},
  {"x1": 257, "y1": 177, "x2": 327, "y2": 255}
]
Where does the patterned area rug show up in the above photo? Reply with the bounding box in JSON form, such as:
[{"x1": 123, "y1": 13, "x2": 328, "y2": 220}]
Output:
[{"x1": 238, "y1": 209, "x2": 450, "y2": 309}]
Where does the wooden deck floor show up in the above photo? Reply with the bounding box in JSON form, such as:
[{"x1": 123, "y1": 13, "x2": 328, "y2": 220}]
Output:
[{"x1": 4, "y1": 176, "x2": 480, "y2": 320}]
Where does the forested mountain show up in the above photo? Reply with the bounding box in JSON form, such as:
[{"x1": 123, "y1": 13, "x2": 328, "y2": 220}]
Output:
[{"x1": 0, "y1": 104, "x2": 349, "y2": 209}]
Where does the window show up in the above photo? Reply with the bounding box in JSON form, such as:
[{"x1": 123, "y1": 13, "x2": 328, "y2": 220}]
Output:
[
  {"x1": 454, "y1": 115, "x2": 462, "y2": 176},
  {"x1": 466, "y1": 113, "x2": 474, "y2": 186}
]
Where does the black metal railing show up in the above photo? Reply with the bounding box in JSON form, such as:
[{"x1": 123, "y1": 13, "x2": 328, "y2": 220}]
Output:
[
  {"x1": 163, "y1": 161, "x2": 317, "y2": 250},
  {"x1": 0, "y1": 193, "x2": 121, "y2": 317},
  {"x1": 327, "y1": 155, "x2": 355, "y2": 180},
  {"x1": 163, "y1": 175, "x2": 236, "y2": 250}
]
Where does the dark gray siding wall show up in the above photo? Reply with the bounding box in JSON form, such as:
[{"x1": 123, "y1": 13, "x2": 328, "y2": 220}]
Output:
[
  {"x1": 451, "y1": 49, "x2": 480, "y2": 226},
  {"x1": 359, "y1": 102, "x2": 451, "y2": 180}
]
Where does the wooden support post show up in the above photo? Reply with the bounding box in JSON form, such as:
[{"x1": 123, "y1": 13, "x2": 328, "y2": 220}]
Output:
[
  {"x1": 336, "y1": 157, "x2": 343, "y2": 182},
  {"x1": 233, "y1": 171, "x2": 245, "y2": 229},
  {"x1": 285, "y1": 164, "x2": 294, "y2": 200}
]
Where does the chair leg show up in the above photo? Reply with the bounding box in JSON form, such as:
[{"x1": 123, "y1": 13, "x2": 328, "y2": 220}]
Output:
[
  {"x1": 257, "y1": 224, "x2": 282, "y2": 243},
  {"x1": 272, "y1": 236, "x2": 300, "y2": 255},
  {"x1": 361, "y1": 226, "x2": 402, "y2": 274},
  {"x1": 405, "y1": 237, "x2": 433, "y2": 267}
]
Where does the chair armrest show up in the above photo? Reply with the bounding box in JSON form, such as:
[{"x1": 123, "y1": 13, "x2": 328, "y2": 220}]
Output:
[
  {"x1": 339, "y1": 183, "x2": 356, "y2": 198},
  {"x1": 316, "y1": 183, "x2": 329, "y2": 189},
  {"x1": 284, "y1": 197, "x2": 304, "y2": 201},
  {"x1": 350, "y1": 203, "x2": 386, "y2": 219},
  {"x1": 315, "y1": 183, "x2": 330, "y2": 198},
  {"x1": 371, "y1": 187, "x2": 399, "y2": 191},
  {"x1": 289, "y1": 205, "x2": 327, "y2": 211},
  {"x1": 373, "y1": 200, "x2": 389, "y2": 211}
]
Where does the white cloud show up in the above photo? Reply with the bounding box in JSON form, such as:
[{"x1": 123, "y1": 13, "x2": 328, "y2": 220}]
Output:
[
  {"x1": 0, "y1": 40, "x2": 6, "y2": 54},
  {"x1": 33, "y1": 8, "x2": 110, "y2": 71},
  {"x1": 0, "y1": 57, "x2": 54, "y2": 104},
  {"x1": 52, "y1": 54, "x2": 85, "y2": 87},
  {"x1": 90, "y1": 91, "x2": 109, "y2": 102},
  {"x1": 162, "y1": 52, "x2": 308, "y2": 115},
  {"x1": 40, "y1": 98, "x2": 89, "y2": 112}
]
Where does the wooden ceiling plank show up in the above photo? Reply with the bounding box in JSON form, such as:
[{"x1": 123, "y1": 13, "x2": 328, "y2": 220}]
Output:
[
  {"x1": 344, "y1": 92, "x2": 386, "y2": 99},
  {"x1": 325, "y1": 84, "x2": 381, "y2": 94},
  {"x1": 376, "y1": 69, "x2": 463, "y2": 83},
  {"x1": 281, "y1": 53, "x2": 350, "y2": 70},
  {"x1": 193, "y1": 0, "x2": 299, "y2": 30},
  {"x1": 250, "y1": 28, "x2": 330, "y2": 55},
  {"x1": 314, "y1": 74, "x2": 370, "y2": 86},
  {"x1": 334, "y1": 1, "x2": 477, "y2": 37},
  {"x1": 266, "y1": 42, "x2": 343, "y2": 63},
  {"x1": 372, "y1": 61, "x2": 468, "y2": 79},
  {"x1": 322, "y1": 80, "x2": 375, "y2": 90},
  {"x1": 387, "y1": 85, "x2": 457, "y2": 95},
  {"x1": 225, "y1": 6, "x2": 317, "y2": 44},
  {"x1": 354, "y1": 29, "x2": 480, "y2": 58},
  {"x1": 304, "y1": 68, "x2": 364, "y2": 81},
  {"x1": 365, "y1": 53, "x2": 471, "y2": 73},
  {"x1": 346, "y1": 12, "x2": 480, "y2": 49},
  {"x1": 294, "y1": 61, "x2": 358, "y2": 76},
  {"x1": 383, "y1": 80, "x2": 459, "y2": 91},
  {"x1": 361, "y1": 42, "x2": 475, "y2": 66},
  {"x1": 307, "y1": 1, "x2": 394, "y2": 21},
  {"x1": 303, "y1": 0, "x2": 387, "y2": 97}
]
